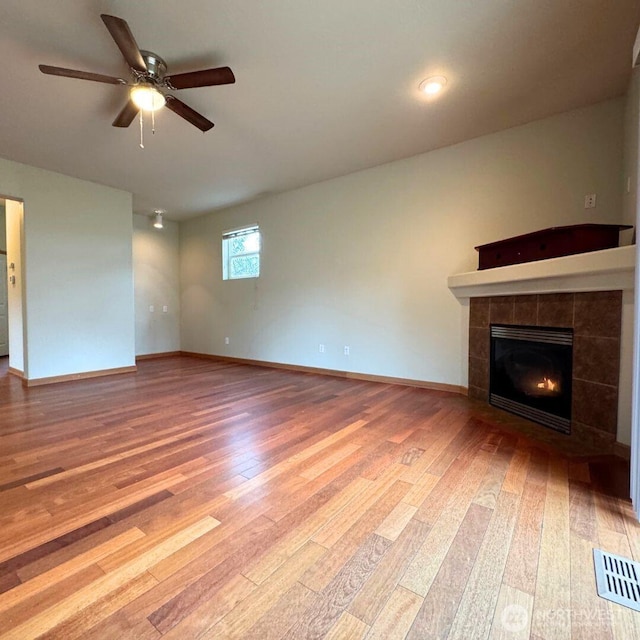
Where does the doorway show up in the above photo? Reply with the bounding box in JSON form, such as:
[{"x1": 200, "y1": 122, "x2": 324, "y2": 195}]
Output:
[
  {"x1": 0, "y1": 254, "x2": 7, "y2": 357},
  {"x1": 0, "y1": 197, "x2": 25, "y2": 377},
  {"x1": 0, "y1": 201, "x2": 7, "y2": 358}
]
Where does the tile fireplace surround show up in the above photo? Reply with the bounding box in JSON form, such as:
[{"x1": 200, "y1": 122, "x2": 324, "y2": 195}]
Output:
[{"x1": 448, "y1": 245, "x2": 635, "y2": 455}]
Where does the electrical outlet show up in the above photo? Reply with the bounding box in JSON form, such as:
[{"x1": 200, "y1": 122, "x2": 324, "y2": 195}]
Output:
[
  {"x1": 584, "y1": 193, "x2": 597, "y2": 209},
  {"x1": 225, "y1": 337, "x2": 230, "y2": 345},
  {"x1": 149, "y1": 305, "x2": 154, "y2": 313},
  {"x1": 344, "y1": 346, "x2": 350, "y2": 356},
  {"x1": 319, "y1": 344, "x2": 325, "y2": 353},
  {"x1": 162, "y1": 305, "x2": 168, "y2": 313}
]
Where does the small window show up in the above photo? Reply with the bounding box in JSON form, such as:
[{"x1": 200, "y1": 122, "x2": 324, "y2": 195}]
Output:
[{"x1": 222, "y1": 225, "x2": 261, "y2": 280}]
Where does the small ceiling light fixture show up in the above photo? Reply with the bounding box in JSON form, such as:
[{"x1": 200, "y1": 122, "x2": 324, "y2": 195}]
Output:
[
  {"x1": 153, "y1": 210, "x2": 164, "y2": 229},
  {"x1": 130, "y1": 84, "x2": 166, "y2": 112},
  {"x1": 419, "y1": 75, "x2": 447, "y2": 96}
]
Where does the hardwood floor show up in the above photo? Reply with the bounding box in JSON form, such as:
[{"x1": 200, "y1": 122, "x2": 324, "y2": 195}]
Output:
[{"x1": 0, "y1": 355, "x2": 638, "y2": 639}]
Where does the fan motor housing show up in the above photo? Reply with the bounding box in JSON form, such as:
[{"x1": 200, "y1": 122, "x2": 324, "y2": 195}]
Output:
[{"x1": 140, "y1": 50, "x2": 167, "y2": 80}]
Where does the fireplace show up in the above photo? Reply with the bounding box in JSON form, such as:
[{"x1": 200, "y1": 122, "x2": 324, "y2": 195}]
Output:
[
  {"x1": 490, "y1": 324, "x2": 573, "y2": 434},
  {"x1": 466, "y1": 292, "x2": 623, "y2": 451}
]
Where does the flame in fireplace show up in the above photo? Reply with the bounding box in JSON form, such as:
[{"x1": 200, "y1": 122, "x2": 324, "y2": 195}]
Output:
[{"x1": 536, "y1": 377, "x2": 558, "y2": 392}]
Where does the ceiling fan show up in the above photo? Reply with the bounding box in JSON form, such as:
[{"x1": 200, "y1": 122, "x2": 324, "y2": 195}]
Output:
[{"x1": 39, "y1": 14, "x2": 235, "y2": 132}]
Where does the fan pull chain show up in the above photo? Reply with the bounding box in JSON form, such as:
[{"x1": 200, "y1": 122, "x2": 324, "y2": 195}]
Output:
[
  {"x1": 151, "y1": 107, "x2": 156, "y2": 135},
  {"x1": 139, "y1": 109, "x2": 144, "y2": 149}
]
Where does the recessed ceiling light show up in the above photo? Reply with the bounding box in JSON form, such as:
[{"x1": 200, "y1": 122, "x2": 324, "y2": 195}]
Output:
[{"x1": 419, "y1": 76, "x2": 447, "y2": 95}]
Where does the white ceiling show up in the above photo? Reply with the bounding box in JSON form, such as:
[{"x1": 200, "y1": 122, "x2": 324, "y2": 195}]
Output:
[{"x1": 1, "y1": 0, "x2": 639, "y2": 221}]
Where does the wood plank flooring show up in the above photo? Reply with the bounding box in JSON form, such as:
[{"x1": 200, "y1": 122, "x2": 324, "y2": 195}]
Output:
[{"x1": 0, "y1": 355, "x2": 638, "y2": 639}]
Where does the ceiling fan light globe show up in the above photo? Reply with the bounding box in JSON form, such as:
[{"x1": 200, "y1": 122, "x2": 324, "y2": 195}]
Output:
[{"x1": 130, "y1": 85, "x2": 166, "y2": 111}]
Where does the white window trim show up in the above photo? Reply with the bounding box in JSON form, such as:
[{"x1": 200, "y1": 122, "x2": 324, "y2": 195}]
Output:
[{"x1": 222, "y1": 224, "x2": 261, "y2": 280}]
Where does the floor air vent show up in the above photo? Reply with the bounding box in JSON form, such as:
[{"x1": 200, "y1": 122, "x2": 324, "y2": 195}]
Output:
[{"x1": 593, "y1": 549, "x2": 640, "y2": 611}]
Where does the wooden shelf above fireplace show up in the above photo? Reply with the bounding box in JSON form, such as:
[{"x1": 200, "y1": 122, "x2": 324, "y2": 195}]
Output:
[{"x1": 475, "y1": 224, "x2": 631, "y2": 270}]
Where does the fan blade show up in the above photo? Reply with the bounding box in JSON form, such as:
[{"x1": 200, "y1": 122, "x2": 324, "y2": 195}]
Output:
[
  {"x1": 39, "y1": 64, "x2": 125, "y2": 85},
  {"x1": 165, "y1": 95, "x2": 214, "y2": 131},
  {"x1": 165, "y1": 66, "x2": 235, "y2": 90},
  {"x1": 101, "y1": 14, "x2": 146, "y2": 73},
  {"x1": 112, "y1": 100, "x2": 140, "y2": 127}
]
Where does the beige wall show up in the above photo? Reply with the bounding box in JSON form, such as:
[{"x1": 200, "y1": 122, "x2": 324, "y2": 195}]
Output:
[
  {"x1": 133, "y1": 213, "x2": 181, "y2": 356},
  {"x1": 623, "y1": 66, "x2": 640, "y2": 234},
  {"x1": 0, "y1": 157, "x2": 135, "y2": 381},
  {"x1": 180, "y1": 98, "x2": 625, "y2": 387}
]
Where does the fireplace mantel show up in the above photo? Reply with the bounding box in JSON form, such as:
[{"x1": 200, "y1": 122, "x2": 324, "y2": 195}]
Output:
[
  {"x1": 447, "y1": 244, "x2": 636, "y2": 449},
  {"x1": 448, "y1": 245, "x2": 635, "y2": 298}
]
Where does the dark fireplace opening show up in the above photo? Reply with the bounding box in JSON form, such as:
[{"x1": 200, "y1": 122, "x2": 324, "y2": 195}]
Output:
[{"x1": 489, "y1": 324, "x2": 573, "y2": 434}]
